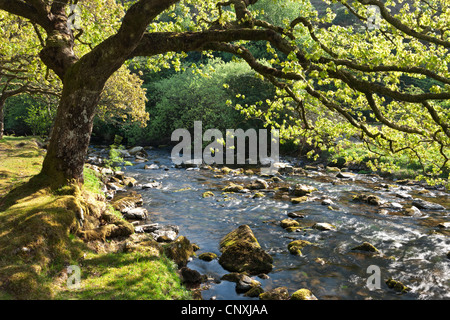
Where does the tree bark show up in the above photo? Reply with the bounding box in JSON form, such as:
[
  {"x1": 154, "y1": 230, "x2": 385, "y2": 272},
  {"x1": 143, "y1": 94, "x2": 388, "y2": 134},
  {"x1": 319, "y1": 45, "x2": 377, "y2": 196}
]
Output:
[{"x1": 0, "y1": 98, "x2": 5, "y2": 140}]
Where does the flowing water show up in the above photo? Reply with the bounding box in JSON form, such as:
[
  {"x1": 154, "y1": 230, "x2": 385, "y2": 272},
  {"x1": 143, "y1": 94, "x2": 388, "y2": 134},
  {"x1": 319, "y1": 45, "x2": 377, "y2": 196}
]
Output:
[{"x1": 118, "y1": 147, "x2": 450, "y2": 300}]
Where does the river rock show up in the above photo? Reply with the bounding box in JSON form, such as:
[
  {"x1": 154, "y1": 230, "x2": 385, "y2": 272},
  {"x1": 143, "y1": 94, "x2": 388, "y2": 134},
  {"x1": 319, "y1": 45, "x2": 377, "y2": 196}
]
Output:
[
  {"x1": 259, "y1": 287, "x2": 289, "y2": 300},
  {"x1": 110, "y1": 190, "x2": 143, "y2": 213},
  {"x1": 280, "y1": 218, "x2": 300, "y2": 229},
  {"x1": 312, "y1": 222, "x2": 336, "y2": 231},
  {"x1": 351, "y1": 242, "x2": 379, "y2": 253},
  {"x1": 287, "y1": 240, "x2": 312, "y2": 256},
  {"x1": 293, "y1": 184, "x2": 317, "y2": 196},
  {"x1": 248, "y1": 178, "x2": 269, "y2": 190},
  {"x1": 202, "y1": 191, "x2": 215, "y2": 198},
  {"x1": 403, "y1": 206, "x2": 422, "y2": 217},
  {"x1": 122, "y1": 207, "x2": 148, "y2": 220},
  {"x1": 291, "y1": 196, "x2": 308, "y2": 204},
  {"x1": 411, "y1": 198, "x2": 445, "y2": 210},
  {"x1": 144, "y1": 164, "x2": 159, "y2": 170},
  {"x1": 128, "y1": 146, "x2": 147, "y2": 156},
  {"x1": 438, "y1": 222, "x2": 450, "y2": 229},
  {"x1": 222, "y1": 183, "x2": 244, "y2": 193},
  {"x1": 218, "y1": 225, "x2": 273, "y2": 275},
  {"x1": 290, "y1": 288, "x2": 318, "y2": 300},
  {"x1": 352, "y1": 194, "x2": 383, "y2": 206},
  {"x1": 141, "y1": 181, "x2": 162, "y2": 189},
  {"x1": 385, "y1": 278, "x2": 411, "y2": 293},
  {"x1": 287, "y1": 211, "x2": 306, "y2": 219},
  {"x1": 164, "y1": 236, "x2": 195, "y2": 268},
  {"x1": 180, "y1": 267, "x2": 203, "y2": 284},
  {"x1": 336, "y1": 172, "x2": 356, "y2": 179},
  {"x1": 236, "y1": 275, "x2": 261, "y2": 293},
  {"x1": 198, "y1": 252, "x2": 218, "y2": 261}
]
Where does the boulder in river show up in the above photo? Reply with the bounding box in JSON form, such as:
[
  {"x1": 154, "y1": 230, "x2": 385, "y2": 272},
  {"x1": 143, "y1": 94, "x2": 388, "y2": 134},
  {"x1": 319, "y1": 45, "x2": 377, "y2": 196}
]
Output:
[
  {"x1": 411, "y1": 198, "x2": 445, "y2": 210},
  {"x1": 218, "y1": 225, "x2": 273, "y2": 275},
  {"x1": 385, "y1": 278, "x2": 411, "y2": 294},
  {"x1": 222, "y1": 182, "x2": 245, "y2": 193}
]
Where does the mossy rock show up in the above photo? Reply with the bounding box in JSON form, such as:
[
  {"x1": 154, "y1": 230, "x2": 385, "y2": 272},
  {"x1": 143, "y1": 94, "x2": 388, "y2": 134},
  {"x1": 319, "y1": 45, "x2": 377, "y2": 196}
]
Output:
[
  {"x1": 287, "y1": 240, "x2": 312, "y2": 256},
  {"x1": 163, "y1": 236, "x2": 195, "y2": 268},
  {"x1": 253, "y1": 192, "x2": 265, "y2": 199},
  {"x1": 290, "y1": 288, "x2": 318, "y2": 300},
  {"x1": 244, "y1": 286, "x2": 264, "y2": 297},
  {"x1": 198, "y1": 252, "x2": 217, "y2": 261},
  {"x1": 293, "y1": 184, "x2": 317, "y2": 196},
  {"x1": 385, "y1": 278, "x2": 411, "y2": 294},
  {"x1": 202, "y1": 191, "x2": 215, "y2": 198},
  {"x1": 222, "y1": 183, "x2": 244, "y2": 193},
  {"x1": 259, "y1": 287, "x2": 289, "y2": 300},
  {"x1": 291, "y1": 196, "x2": 308, "y2": 204},
  {"x1": 219, "y1": 225, "x2": 273, "y2": 275},
  {"x1": 351, "y1": 242, "x2": 379, "y2": 253},
  {"x1": 280, "y1": 218, "x2": 300, "y2": 229}
]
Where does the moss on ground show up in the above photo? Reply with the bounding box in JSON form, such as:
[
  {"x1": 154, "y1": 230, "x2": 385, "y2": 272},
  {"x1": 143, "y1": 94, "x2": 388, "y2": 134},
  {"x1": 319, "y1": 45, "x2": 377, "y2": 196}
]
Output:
[{"x1": 0, "y1": 136, "x2": 191, "y2": 300}]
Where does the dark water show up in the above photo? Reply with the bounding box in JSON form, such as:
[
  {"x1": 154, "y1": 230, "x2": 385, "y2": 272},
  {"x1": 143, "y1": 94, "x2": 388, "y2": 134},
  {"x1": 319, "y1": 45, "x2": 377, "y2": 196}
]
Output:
[{"x1": 120, "y1": 147, "x2": 450, "y2": 300}]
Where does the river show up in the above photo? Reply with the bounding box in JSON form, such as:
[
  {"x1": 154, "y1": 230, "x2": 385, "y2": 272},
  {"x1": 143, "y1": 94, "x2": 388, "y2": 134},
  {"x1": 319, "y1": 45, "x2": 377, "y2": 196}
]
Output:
[{"x1": 112, "y1": 147, "x2": 449, "y2": 300}]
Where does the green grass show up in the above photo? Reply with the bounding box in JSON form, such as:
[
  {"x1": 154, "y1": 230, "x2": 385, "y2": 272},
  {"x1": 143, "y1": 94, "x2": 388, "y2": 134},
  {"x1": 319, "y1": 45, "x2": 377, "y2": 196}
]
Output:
[
  {"x1": 0, "y1": 136, "x2": 192, "y2": 300},
  {"x1": 56, "y1": 251, "x2": 191, "y2": 300}
]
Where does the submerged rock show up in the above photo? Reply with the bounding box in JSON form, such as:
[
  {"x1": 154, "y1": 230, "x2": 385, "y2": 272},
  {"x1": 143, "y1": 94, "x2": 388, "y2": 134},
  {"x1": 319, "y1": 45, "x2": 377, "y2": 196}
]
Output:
[
  {"x1": 290, "y1": 288, "x2": 318, "y2": 300},
  {"x1": 403, "y1": 206, "x2": 422, "y2": 217},
  {"x1": 218, "y1": 225, "x2": 273, "y2": 275},
  {"x1": 202, "y1": 191, "x2": 215, "y2": 198}
]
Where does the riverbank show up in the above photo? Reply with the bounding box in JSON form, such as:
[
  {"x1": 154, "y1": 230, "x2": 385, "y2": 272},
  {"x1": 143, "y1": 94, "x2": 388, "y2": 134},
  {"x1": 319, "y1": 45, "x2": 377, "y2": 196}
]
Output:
[{"x1": 0, "y1": 136, "x2": 192, "y2": 300}]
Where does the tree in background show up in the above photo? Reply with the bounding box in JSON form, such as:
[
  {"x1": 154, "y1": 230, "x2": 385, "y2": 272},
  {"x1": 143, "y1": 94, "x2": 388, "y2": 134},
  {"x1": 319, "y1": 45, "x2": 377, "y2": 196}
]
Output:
[{"x1": 0, "y1": 0, "x2": 448, "y2": 187}]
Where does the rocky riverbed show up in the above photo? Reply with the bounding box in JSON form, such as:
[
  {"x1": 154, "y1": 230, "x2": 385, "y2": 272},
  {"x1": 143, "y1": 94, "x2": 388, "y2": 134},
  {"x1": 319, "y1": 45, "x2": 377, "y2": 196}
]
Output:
[{"x1": 86, "y1": 145, "x2": 450, "y2": 300}]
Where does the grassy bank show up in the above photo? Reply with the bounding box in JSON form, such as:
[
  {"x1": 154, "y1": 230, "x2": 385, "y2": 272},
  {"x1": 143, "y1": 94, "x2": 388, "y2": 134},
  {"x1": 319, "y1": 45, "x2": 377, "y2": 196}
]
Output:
[{"x1": 0, "y1": 136, "x2": 191, "y2": 300}]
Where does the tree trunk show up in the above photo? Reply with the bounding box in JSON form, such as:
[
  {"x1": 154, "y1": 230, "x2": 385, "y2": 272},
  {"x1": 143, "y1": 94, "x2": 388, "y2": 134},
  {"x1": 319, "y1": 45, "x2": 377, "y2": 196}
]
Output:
[
  {"x1": 39, "y1": 80, "x2": 104, "y2": 187},
  {"x1": 0, "y1": 99, "x2": 4, "y2": 140}
]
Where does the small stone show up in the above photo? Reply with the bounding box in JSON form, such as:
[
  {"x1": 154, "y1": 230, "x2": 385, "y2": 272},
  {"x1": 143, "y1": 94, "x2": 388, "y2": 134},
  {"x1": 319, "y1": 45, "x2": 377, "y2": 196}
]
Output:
[
  {"x1": 248, "y1": 178, "x2": 269, "y2": 190},
  {"x1": 244, "y1": 286, "x2": 264, "y2": 297},
  {"x1": 253, "y1": 192, "x2": 265, "y2": 199},
  {"x1": 336, "y1": 172, "x2": 356, "y2": 179}
]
